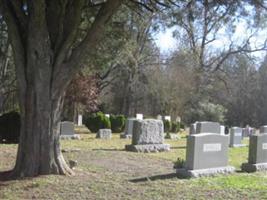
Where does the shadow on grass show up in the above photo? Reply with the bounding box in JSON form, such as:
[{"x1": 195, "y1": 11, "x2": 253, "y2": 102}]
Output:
[
  {"x1": 129, "y1": 172, "x2": 180, "y2": 183},
  {"x1": 170, "y1": 146, "x2": 186, "y2": 150},
  {"x1": 92, "y1": 148, "x2": 124, "y2": 152},
  {"x1": 0, "y1": 170, "x2": 15, "y2": 181}
]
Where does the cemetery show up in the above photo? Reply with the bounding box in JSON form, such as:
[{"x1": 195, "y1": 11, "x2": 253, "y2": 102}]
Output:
[{"x1": 1, "y1": 0, "x2": 267, "y2": 199}]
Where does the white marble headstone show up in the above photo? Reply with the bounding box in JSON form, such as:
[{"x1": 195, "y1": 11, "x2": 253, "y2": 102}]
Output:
[
  {"x1": 78, "y1": 114, "x2": 83, "y2": 126},
  {"x1": 136, "y1": 113, "x2": 143, "y2": 120},
  {"x1": 220, "y1": 125, "x2": 225, "y2": 135},
  {"x1": 164, "y1": 116, "x2": 171, "y2": 121},
  {"x1": 157, "y1": 115, "x2": 162, "y2": 120}
]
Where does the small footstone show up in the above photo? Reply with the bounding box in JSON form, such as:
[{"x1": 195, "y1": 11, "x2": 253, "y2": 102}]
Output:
[
  {"x1": 125, "y1": 144, "x2": 170, "y2": 153},
  {"x1": 96, "y1": 129, "x2": 112, "y2": 139},
  {"x1": 60, "y1": 135, "x2": 81, "y2": 140}
]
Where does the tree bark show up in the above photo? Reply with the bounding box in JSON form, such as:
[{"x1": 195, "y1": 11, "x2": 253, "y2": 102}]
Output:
[
  {"x1": 0, "y1": 0, "x2": 123, "y2": 178},
  {"x1": 13, "y1": 85, "x2": 73, "y2": 177}
]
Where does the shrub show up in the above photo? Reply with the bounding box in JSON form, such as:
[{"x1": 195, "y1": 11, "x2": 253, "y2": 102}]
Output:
[
  {"x1": 171, "y1": 122, "x2": 180, "y2": 133},
  {"x1": 101, "y1": 114, "x2": 111, "y2": 129},
  {"x1": 84, "y1": 112, "x2": 111, "y2": 133},
  {"x1": 110, "y1": 114, "x2": 126, "y2": 133},
  {"x1": 0, "y1": 111, "x2": 20, "y2": 143},
  {"x1": 163, "y1": 120, "x2": 172, "y2": 133}
]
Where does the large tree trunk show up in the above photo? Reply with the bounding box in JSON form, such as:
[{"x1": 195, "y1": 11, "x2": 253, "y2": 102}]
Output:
[
  {"x1": 0, "y1": 0, "x2": 122, "y2": 178},
  {"x1": 13, "y1": 83, "x2": 72, "y2": 177}
]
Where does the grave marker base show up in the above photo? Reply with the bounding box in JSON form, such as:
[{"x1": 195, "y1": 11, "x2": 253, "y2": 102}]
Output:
[
  {"x1": 176, "y1": 166, "x2": 235, "y2": 178},
  {"x1": 125, "y1": 144, "x2": 170, "y2": 153},
  {"x1": 60, "y1": 134, "x2": 81, "y2": 140},
  {"x1": 241, "y1": 163, "x2": 267, "y2": 172}
]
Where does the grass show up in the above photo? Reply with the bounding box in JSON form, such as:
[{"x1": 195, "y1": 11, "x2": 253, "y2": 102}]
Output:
[{"x1": 1, "y1": 134, "x2": 267, "y2": 199}]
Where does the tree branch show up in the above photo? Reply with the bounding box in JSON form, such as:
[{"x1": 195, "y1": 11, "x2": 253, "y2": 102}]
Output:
[{"x1": 52, "y1": 0, "x2": 123, "y2": 97}]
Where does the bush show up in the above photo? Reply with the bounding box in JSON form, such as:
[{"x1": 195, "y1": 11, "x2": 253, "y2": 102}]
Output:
[
  {"x1": 0, "y1": 111, "x2": 20, "y2": 143},
  {"x1": 84, "y1": 112, "x2": 111, "y2": 133},
  {"x1": 163, "y1": 120, "x2": 172, "y2": 133},
  {"x1": 110, "y1": 114, "x2": 126, "y2": 133},
  {"x1": 171, "y1": 122, "x2": 180, "y2": 133}
]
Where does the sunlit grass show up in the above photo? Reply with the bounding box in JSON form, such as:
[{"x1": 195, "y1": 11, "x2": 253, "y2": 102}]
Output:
[{"x1": 1, "y1": 134, "x2": 267, "y2": 199}]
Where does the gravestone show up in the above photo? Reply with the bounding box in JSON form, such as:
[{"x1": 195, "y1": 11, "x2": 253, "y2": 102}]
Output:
[
  {"x1": 157, "y1": 115, "x2": 162, "y2": 120},
  {"x1": 176, "y1": 133, "x2": 235, "y2": 178},
  {"x1": 260, "y1": 125, "x2": 267, "y2": 134},
  {"x1": 176, "y1": 116, "x2": 181, "y2": 122},
  {"x1": 96, "y1": 129, "x2": 112, "y2": 139},
  {"x1": 242, "y1": 126, "x2": 254, "y2": 137},
  {"x1": 229, "y1": 127, "x2": 245, "y2": 147},
  {"x1": 125, "y1": 119, "x2": 170, "y2": 153},
  {"x1": 242, "y1": 134, "x2": 267, "y2": 172},
  {"x1": 220, "y1": 125, "x2": 225, "y2": 135},
  {"x1": 78, "y1": 114, "x2": 83, "y2": 126},
  {"x1": 120, "y1": 118, "x2": 136, "y2": 138},
  {"x1": 60, "y1": 121, "x2": 80, "y2": 140},
  {"x1": 196, "y1": 121, "x2": 220, "y2": 134},
  {"x1": 136, "y1": 113, "x2": 143, "y2": 120},
  {"x1": 189, "y1": 123, "x2": 197, "y2": 135},
  {"x1": 164, "y1": 116, "x2": 171, "y2": 121}
]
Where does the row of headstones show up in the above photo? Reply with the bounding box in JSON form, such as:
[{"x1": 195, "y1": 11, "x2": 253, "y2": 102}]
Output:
[
  {"x1": 177, "y1": 122, "x2": 267, "y2": 178},
  {"x1": 189, "y1": 121, "x2": 259, "y2": 147},
  {"x1": 60, "y1": 117, "x2": 170, "y2": 153},
  {"x1": 59, "y1": 121, "x2": 112, "y2": 140}
]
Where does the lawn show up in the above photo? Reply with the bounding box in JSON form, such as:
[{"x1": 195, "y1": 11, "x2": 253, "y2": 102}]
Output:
[{"x1": 1, "y1": 134, "x2": 267, "y2": 200}]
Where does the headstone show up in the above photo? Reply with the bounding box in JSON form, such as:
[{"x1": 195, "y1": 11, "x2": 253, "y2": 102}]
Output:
[
  {"x1": 260, "y1": 125, "x2": 267, "y2": 134},
  {"x1": 157, "y1": 115, "x2": 162, "y2": 120},
  {"x1": 164, "y1": 116, "x2": 171, "y2": 121},
  {"x1": 176, "y1": 116, "x2": 181, "y2": 123},
  {"x1": 229, "y1": 127, "x2": 245, "y2": 147},
  {"x1": 176, "y1": 133, "x2": 235, "y2": 178},
  {"x1": 243, "y1": 125, "x2": 254, "y2": 137},
  {"x1": 78, "y1": 115, "x2": 83, "y2": 126},
  {"x1": 120, "y1": 118, "x2": 136, "y2": 138},
  {"x1": 136, "y1": 113, "x2": 143, "y2": 120},
  {"x1": 196, "y1": 121, "x2": 220, "y2": 134},
  {"x1": 220, "y1": 125, "x2": 225, "y2": 135},
  {"x1": 242, "y1": 134, "x2": 267, "y2": 172},
  {"x1": 105, "y1": 114, "x2": 110, "y2": 118},
  {"x1": 96, "y1": 129, "x2": 112, "y2": 139},
  {"x1": 125, "y1": 119, "x2": 170, "y2": 152},
  {"x1": 189, "y1": 123, "x2": 197, "y2": 135},
  {"x1": 60, "y1": 121, "x2": 80, "y2": 140}
]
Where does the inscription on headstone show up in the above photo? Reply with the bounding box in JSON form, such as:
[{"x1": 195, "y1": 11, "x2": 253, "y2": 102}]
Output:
[{"x1": 203, "y1": 143, "x2": 222, "y2": 152}]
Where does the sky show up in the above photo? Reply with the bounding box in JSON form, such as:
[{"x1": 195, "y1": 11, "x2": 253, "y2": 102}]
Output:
[{"x1": 155, "y1": 23, "x2": 267, "y2": 60}]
